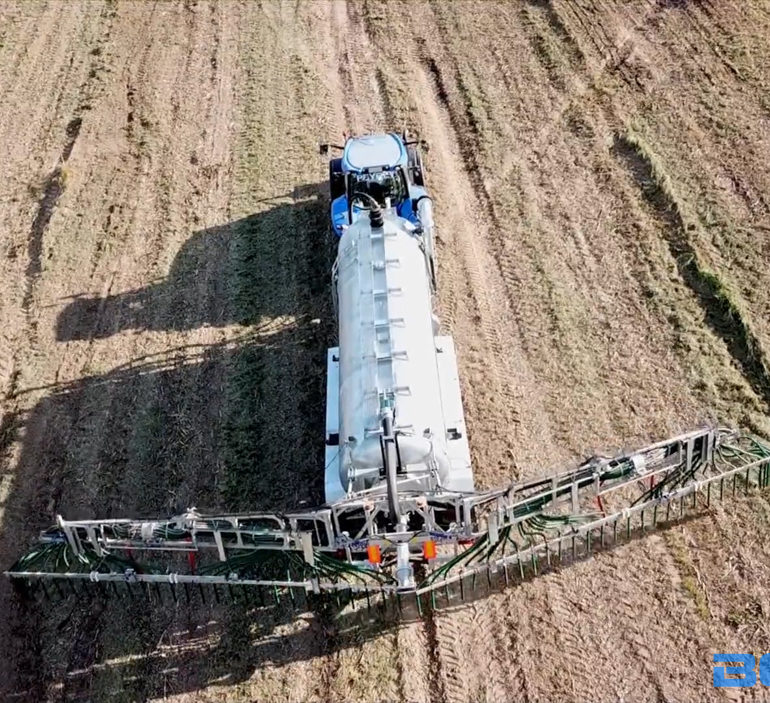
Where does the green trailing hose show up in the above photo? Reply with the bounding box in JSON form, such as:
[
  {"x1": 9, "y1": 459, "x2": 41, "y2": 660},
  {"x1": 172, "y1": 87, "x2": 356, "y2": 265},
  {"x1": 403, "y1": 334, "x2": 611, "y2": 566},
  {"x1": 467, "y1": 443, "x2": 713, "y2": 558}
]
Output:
[
  {"x1": 195, "y1": 548, "x2": 396, "y2": 586},
  {"x1": 421, "y1": 434, "x2": 770, "y2": 590},
  {"x1": 419, "y1": 508, "x2": 601, "y2": 588},
  {"x1": 10, "y1": 542, "x2": 148, "y2": 575}
]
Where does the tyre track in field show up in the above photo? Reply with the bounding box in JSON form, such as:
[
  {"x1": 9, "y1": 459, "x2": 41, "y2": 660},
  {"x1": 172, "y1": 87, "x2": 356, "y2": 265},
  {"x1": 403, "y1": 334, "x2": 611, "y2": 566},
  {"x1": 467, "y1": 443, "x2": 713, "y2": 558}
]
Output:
[
  {"x1": 685, "y1": 503, "x2": 770, "y2": 655},
  {"x1": 329, "y1": 0, "x2": 356, "y2": 131},
  {"x1": 415, "y1": 54, "x2": 524, "y2": 453},
  {"x1": 541, "y1": 579, "x2": 605, "y2": 702},
  {"x1": 76, "y1": 0, "x2": 240, "y2": 690},
  {"x1": 617, "y1": 534, "x2": 714, "y2": 701},
  {"x1": 496, "y1": 594, "x2": 535, "y2": 703},
  {"x1": 432, "y1": 606, "x2": 471, "y2": 703},
  {"x1": 329, "y1": 0, "x2": 393, "y2": 135},
  {"x1": 558, "y1": 0, "x2": 737, "y2": 93},
  {"x1": 510, "y1": 576, "x2": 606, "y2": 701},
  {"x1": 639, "y1": 0, "x2": 737, "y2": 87},
  {"x1": 451, "y1": 6, "x2": 632, "y2": 429},
  {"x1": 521, "y1": 0, "x2": 589, "y2": 95},
  {"x1": 597, "y1": 0, "x2": 770, "y2": 220},
  {"x1": 0, "y1": 4, "x2": 57, "y2": 110},
  {"x1": 457, "y1": 597, "x2": 526, "y2": 703},
  {"x1": 493, "y1": 0, "x2": 621, "y2": 191},
  {"x1": 582, "y1": 554, "x2": 668, "y2": 701},
  {"x1": 475, "y1": 3, "x2": 659, "y2": 448},
  {"x1": 423, "y1": 2, "x2": 503, "y2": 232},
  {"x1": 658, "y1": 0, "x2": 745, "y2": 81},
  {"x1": 11, "y1": 0, "x2": 143, "y2": 395},
  {"x1": 425, "y1": 596, "x2": 513, "y2": 703}
]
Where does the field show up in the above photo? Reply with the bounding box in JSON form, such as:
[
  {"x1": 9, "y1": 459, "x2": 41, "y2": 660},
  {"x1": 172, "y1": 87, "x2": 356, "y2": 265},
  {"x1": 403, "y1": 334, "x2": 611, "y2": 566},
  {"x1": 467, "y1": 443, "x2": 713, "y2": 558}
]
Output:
[{"x1": 2, "y1": 1, "x2": 770, "y2": 701}]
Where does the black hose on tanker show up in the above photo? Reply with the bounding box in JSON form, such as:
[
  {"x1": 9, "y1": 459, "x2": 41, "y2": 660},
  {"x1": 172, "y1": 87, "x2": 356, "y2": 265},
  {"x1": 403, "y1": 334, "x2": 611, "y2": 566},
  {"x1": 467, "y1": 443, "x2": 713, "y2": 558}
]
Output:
[
  {"x1": 381, "y1": 408, "x2": 401, "y2": 524},
  {"x1": 353, "y1": 191, "x2": 384, "y2": 228}
]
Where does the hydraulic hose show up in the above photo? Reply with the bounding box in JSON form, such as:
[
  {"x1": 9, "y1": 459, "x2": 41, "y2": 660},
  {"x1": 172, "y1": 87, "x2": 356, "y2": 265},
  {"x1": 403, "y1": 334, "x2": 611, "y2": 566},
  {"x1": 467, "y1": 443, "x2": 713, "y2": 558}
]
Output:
[{"x1": 382, "y1": 410, "x2": 401, "y2": 525}]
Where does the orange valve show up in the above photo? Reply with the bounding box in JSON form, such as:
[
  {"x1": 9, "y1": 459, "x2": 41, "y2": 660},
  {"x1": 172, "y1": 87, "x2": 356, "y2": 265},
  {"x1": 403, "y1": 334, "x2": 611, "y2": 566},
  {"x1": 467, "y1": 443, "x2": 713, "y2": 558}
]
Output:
[
  {"x1": 423, "y1": 540, "x2": 437, "y2": 560},
  {"x1": 367, "y1": 544, "x2": 381, "y2": 564}
]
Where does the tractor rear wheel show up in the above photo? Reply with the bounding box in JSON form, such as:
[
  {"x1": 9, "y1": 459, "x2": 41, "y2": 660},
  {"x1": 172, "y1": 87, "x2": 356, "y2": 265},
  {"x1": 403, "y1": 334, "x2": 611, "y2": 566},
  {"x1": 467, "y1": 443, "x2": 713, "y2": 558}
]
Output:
[{"x1": 329, "y1": 158, "x2": 345, "y2": 199}]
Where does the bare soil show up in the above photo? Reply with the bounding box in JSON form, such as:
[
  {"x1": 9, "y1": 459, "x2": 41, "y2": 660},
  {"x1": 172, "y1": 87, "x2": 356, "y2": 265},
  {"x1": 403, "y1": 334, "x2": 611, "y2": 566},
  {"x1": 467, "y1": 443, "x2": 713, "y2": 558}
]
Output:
[{"x1": 2, "y1": 1, "x2": 770, "y2": 701}]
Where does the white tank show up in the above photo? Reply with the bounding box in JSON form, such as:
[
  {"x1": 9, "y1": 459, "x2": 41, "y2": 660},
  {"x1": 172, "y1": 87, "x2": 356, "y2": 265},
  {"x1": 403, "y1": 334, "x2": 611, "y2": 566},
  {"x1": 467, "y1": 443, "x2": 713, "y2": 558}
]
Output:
[{"x1": 328, "y1": 207, "x2": 471, "y2": 498}]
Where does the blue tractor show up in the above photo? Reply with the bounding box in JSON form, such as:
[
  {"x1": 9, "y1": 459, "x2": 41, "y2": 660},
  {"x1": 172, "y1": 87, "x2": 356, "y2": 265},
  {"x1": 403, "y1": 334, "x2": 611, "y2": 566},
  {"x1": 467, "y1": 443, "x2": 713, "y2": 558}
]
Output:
[
  {"x1": 320, "y1": 132, "x2": 436, "y2": 290},
  {"x1": 320, "y1": 132, "x2": 430, "y2": 237}
]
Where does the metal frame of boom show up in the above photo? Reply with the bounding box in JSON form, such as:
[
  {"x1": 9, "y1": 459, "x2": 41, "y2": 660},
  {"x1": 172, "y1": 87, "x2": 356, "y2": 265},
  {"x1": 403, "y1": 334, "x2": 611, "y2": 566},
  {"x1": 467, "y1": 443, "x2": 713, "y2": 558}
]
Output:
[{"x1": 8, "y1": 426, "x2": 770, "y2": 603}]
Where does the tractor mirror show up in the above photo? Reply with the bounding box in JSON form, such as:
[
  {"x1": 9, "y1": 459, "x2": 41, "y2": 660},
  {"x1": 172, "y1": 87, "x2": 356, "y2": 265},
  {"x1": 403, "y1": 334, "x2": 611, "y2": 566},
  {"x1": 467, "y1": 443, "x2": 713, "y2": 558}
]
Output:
[{"x1": 319, "y1": 143, "x2": 329, "y2": 155}]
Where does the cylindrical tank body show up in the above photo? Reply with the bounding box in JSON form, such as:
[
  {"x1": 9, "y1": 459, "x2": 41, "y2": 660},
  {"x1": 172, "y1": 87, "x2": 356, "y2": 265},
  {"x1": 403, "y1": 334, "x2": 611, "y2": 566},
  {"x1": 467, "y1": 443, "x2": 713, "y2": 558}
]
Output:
[{"x1": 335, "y1": 209, "x2": 450, "y2": 493}]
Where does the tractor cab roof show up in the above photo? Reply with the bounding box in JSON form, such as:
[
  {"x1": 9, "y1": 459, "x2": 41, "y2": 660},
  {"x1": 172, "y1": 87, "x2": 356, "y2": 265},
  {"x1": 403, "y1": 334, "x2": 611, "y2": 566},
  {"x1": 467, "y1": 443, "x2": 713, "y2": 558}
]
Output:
[{"x1": 342, "y1": 133, "x2": 407, "y2": 173}]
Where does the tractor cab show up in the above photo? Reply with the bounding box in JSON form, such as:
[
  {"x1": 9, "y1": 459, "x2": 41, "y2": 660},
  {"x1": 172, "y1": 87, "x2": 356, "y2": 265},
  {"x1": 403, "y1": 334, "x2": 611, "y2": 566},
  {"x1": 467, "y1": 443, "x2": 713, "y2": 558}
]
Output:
[{"x1": 324, "y1": 133, "x2": 428, "y2": 236}]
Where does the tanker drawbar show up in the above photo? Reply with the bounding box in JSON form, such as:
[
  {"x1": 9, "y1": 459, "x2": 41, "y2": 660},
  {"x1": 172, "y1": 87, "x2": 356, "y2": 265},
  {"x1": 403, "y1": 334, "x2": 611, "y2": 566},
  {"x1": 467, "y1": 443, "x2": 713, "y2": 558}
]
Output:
[{"x1": 8, "y1": 132, "x2": 770, "y2": 615}]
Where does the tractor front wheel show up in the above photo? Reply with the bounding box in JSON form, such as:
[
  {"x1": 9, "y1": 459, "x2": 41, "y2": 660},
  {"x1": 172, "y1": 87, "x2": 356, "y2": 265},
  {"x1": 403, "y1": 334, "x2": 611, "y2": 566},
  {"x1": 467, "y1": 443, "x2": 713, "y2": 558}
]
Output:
[
  {"x1": 408, "y1": 147, "x2": 425, "y2": 187},
  {"x1": 330, "y1": 158, "x2": 345, "y2": 199}
]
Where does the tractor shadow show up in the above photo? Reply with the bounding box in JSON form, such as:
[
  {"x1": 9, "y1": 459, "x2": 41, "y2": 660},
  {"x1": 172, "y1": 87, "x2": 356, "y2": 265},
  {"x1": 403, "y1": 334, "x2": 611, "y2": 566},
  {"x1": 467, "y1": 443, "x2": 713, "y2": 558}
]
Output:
[{"x1": 55, "y1": 181, "x2": 328, "y2": 342}]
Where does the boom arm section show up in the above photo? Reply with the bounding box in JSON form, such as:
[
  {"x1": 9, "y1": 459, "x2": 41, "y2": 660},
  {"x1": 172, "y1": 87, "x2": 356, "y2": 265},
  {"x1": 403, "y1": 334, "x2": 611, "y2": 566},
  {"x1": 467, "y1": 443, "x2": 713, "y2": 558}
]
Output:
[{"x1": 8, "y1": 427, "x2": 770, "y2": 608}]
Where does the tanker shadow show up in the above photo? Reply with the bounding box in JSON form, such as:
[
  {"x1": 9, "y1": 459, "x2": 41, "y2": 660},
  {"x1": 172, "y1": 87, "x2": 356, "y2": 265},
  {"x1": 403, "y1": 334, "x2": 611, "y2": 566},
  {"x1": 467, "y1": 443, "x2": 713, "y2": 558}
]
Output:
[
  {"x1": 2, "y1": 335, "x2": 414, "y2": 702},
  {"x1": 1, "y1": 182, "x2": 397, "y2": 701}
]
